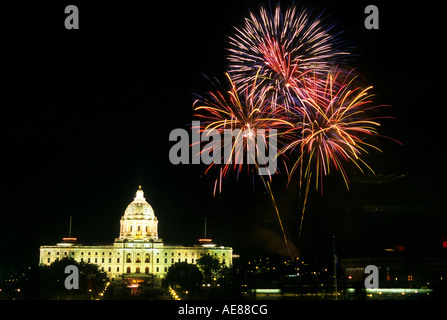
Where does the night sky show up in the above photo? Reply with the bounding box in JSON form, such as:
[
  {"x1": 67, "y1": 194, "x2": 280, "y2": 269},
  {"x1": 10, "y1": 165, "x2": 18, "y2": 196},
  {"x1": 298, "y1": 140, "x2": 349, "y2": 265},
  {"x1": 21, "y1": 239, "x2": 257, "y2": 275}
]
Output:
[{"x1": 1, "y1": 1, "x2": 446, "y2": 270}]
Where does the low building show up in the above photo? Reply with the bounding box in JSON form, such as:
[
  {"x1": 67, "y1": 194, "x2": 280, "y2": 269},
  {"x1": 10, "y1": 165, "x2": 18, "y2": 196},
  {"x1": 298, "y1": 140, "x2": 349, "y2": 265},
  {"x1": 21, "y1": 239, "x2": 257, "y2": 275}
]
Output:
[{"x1": 39, "y1": 186, "x2": 232, "y2": 280}]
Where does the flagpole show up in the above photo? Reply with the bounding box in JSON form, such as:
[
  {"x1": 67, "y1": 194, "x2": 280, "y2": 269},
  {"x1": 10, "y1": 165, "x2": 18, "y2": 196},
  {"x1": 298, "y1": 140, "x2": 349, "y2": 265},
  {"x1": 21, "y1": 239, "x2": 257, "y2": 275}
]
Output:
[{"x1": 332, "y1": 235, "x2": 338, "y2": 300}]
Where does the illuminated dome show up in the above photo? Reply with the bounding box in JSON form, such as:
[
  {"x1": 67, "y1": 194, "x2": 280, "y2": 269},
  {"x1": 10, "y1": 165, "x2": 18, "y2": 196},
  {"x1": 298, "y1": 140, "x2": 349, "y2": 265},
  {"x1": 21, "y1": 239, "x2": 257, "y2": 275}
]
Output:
[
  {"x1": 118, "y1": 186, "x2": 159, "y2": 241},
  {"x1": 123, "y1": 186, "x2": 155, "y2": 218}
]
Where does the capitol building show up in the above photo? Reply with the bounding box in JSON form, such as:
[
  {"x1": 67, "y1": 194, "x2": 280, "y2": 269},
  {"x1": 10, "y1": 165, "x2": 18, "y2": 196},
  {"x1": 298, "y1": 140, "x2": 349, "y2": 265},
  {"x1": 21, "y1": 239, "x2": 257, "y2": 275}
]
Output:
[{"x1": 39, "y1": 186, "x2": 233, "y2": 280}]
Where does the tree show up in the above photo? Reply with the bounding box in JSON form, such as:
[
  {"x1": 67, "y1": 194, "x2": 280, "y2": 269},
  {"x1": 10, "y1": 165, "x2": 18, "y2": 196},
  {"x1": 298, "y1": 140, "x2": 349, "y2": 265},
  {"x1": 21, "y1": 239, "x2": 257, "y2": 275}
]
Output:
[
  {"x1": 163, "y1": 262, "x2": 202, "y2": 293},
  {"x1": 25, "y1": 258, "x2": 108, "y2": 299},
  {"x1": 196, "y1": 254, "x2": 222, "y2": 283}
]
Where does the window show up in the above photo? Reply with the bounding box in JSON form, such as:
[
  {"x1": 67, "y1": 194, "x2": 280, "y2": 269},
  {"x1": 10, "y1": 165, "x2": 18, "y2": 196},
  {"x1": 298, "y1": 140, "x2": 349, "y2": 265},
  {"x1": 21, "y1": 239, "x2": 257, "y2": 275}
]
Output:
[
  {"x1": 95, "y1": 258, "x2": 98, "y2": 263},
  {"x1": 95, "y1": 252, "x2": 98, "y2": 256},
  {"x1": 47, "y1": 258, "x2": 50, "y2": 263},
  {"x1": 156, "y1": 258, "x2": 159, "y2": 264},
  {"x1": 88, "y1": 258, "x2": 91, "y2": 263},
  {"x1": 145, "y1": 267, "x2": 149, "y2": 274},
  {"x1": 108, "y1": 267, "x2": 111, "y2": 272},
  {"x1": 117, "y1": 258, "x2": 120, "y2": 263},
  {"x1": 408, "y1": 275, "x2": 414, "y2": 281},
  {"x1": 164, "y1": 258, "x2": 167, "y2": 263},
  {"x1": 145, "y1": 253, "x2": 150, "y2": 263},
  {"x1": 127, "y1": 267, "x2": 131, "y2": 274},
  {"x1": 136, "y1": 267, "x2": 140, "y2": 274},
  {"x1": 126, "y1": 253, "x2": 132, "y2": 263},
  {"x1": 102, "y1": 258, "x2": 104, "y2": 263},
  {"x1": 171, "y1": 258, "x2": 174, "y2": 263},
  {"x1": 109, "y1": 258, "x2": 112, "y2": 263},
  {"x1": 47, "y1": 252, "x2": 51, "y2": 255},
  {"x1": 102, "y1": 252, "x2": 105, "y2": 255},
  {"x1": 117, "y1": 267, "x2": 120, "y2": 272}
]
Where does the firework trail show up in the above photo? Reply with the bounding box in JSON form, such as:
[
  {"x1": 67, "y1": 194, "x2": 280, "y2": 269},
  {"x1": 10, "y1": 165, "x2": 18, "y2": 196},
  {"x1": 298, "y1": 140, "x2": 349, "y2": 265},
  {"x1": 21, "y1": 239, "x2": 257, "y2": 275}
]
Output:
[
  {"x1": 281, "y1": 69, "x2": 387, "y2": 238},
  {"x1": 227, "y1": 4, "x2": 350, "y2": 111},
  {"x1": 193, "y1": 72, "x2": 295, "y2": 256}
]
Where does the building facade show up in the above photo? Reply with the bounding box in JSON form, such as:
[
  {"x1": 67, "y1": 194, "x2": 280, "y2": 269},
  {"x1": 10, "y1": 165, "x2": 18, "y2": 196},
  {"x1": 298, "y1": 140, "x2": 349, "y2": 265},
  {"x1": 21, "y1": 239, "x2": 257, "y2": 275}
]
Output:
[{"x1": 39, "y1": 187, "x2": 233, "y2": 280}]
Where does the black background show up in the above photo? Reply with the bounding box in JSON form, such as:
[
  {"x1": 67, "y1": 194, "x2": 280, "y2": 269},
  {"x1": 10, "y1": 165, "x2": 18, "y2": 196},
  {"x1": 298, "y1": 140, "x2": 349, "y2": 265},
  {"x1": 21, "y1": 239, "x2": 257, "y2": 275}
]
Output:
[{"x1": 1, "y1": 1, "x2": 446, "y2": 271}]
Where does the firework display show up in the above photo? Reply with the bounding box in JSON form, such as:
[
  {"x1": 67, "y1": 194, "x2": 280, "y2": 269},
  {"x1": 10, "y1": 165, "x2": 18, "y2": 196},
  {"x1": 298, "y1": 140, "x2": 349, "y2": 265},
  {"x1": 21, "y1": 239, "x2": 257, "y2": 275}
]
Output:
[{"x1": 193, "y1": 4, "x2": 393, "y2": 248}]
